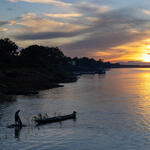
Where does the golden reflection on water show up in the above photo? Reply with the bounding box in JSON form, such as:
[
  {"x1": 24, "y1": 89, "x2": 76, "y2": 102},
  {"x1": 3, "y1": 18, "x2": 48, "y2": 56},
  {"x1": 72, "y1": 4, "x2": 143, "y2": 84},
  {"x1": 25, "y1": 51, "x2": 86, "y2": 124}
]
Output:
[
  {"x1": 132, "y1": 70, "x2": 150, "y2": 131},
  {"x1": 138, "y1": 73, "x2": 150, "y2": 99},
  {"x1": 2, "y1": 68, "x2": 150, "y2": 149}
]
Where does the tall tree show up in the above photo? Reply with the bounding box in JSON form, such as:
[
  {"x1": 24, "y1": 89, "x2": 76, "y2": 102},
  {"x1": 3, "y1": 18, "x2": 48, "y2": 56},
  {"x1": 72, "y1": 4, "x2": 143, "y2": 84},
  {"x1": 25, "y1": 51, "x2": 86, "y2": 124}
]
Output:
[
  {"x1": 20, "y1": 45, "x2": 65, "y2": 66},
  {"x1": 0, "y1": 38, "x2": 18, "y2": 57}
]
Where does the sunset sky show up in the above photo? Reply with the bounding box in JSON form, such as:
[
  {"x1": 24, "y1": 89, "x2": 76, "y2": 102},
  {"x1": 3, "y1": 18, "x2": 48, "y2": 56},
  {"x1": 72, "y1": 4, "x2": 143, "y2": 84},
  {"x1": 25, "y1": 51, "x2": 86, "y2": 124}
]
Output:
[{"x1": 1, "y1": 0, "x2": 150, "y2": 62}]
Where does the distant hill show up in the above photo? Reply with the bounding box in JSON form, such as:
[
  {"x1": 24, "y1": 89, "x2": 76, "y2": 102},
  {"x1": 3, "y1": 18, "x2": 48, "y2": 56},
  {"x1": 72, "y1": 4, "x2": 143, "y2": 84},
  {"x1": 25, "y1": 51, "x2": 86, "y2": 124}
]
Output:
[{"x1": 119, "y1": 61, "x2": 150, "y2": 66}]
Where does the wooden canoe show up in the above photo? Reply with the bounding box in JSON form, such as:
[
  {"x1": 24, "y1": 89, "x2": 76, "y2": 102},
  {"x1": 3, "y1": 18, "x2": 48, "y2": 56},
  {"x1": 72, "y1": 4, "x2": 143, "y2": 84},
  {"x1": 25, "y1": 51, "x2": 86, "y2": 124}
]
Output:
[{"x1": 34, "y1": 111, "x2": 76, "y2": 125}]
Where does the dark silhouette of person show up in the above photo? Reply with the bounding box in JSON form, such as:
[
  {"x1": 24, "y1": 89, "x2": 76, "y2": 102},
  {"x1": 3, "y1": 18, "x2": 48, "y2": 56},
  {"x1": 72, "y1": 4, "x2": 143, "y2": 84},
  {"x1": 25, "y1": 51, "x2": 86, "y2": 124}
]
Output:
[
  {"x1": 14, "y1": 126, "x2": 21, "y2": 140},
  {"x1": 15, "y1": 110, "x2": 22, "y2": 128}
]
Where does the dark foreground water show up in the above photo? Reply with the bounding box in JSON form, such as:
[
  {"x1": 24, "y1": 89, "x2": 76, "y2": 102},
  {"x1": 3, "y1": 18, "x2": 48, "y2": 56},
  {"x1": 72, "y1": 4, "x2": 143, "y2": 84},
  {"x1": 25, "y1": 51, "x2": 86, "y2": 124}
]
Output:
[{"x1": 1, "y1": 68, "x2": 150, "y2": 150}]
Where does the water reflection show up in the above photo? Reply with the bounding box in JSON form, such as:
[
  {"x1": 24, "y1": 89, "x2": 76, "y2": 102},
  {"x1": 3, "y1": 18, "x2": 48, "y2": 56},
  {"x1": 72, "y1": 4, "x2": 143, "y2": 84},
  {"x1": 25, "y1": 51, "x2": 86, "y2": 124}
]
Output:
[
  {"x1": 131, "y1": 72, "x2": 150, "y2": 132},
  {"x1": 0, "y1": 95, "x2": 16, "y2": 123},
  {"x1": 98, "y1": 73, "x2": 106, "y2": 78},
  {"x1": 2, "y1": 69, "x2": 150, "y2": 150},
  {"x1": 14, "y1": 127, "x2": 22, "y2": 140}
]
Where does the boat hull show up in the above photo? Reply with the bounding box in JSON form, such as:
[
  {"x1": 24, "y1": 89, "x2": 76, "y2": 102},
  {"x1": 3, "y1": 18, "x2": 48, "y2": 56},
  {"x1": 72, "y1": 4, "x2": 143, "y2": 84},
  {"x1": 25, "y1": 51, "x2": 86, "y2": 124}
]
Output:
[{"x1": 35, "y1": 112, "x2": 76, "y2": 125}]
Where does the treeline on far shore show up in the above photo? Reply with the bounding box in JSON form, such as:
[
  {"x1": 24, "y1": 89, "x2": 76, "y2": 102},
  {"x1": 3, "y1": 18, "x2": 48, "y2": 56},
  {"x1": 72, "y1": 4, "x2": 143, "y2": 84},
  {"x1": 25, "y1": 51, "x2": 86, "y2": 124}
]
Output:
[{"x1": 0, "y1": 38, "x2": 119, "y2": 96}]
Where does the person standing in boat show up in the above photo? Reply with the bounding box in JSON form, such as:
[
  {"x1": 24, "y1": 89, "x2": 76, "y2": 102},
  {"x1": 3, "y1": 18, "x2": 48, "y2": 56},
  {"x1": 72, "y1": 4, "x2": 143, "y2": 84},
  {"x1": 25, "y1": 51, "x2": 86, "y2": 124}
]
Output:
[{"x1": 15, "y1": 110, "x2": 22, "y2": 128}]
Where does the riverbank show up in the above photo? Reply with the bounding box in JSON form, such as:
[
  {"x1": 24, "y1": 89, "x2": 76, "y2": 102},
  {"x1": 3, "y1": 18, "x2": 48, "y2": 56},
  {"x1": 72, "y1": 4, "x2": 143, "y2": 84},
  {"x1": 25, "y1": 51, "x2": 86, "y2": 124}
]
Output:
[
  {"x1": 0, "y1": 39, "x2": 111, "y2": 96},
  {"x1": 0, "y1": 67, "x2": 77, "y2": 95}
]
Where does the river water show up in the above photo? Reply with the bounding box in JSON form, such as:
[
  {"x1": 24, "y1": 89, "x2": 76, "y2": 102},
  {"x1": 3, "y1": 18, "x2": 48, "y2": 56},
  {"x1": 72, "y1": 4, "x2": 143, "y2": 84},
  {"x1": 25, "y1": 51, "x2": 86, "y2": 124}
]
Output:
[{"x1": 1, "y1": 68, "x2": 150, "y2": 150}]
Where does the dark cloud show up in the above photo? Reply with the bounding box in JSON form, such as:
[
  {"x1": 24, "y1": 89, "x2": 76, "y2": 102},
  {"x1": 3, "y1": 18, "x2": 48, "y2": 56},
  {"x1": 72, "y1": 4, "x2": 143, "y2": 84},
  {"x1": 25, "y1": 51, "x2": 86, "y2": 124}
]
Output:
[
  {"x1": 14, "y1": 30, "x2": 84, "y2": 40},
  {"x1": 120, "y1": 61, "x2": 150, "y2": 65},
  {"x1": 7, "y1": 8, "x2": 14, "y2": 11},
  {"x1": 15, "y1": 8, "x2": 149, "y2": 40},
  {"x1": 92, "y1": 7, "x2": 149, "y2": 28},
  {"x1": 14, "y1": 6, "x2": 150, "y2": 57},
  {"x1": 62, "y1": 31, "x2": 147, "y2": 51},
  {"x1": 74, "y1": 2, "x2": 105, "y2": 13},
  {"x1": 0, "y1": 20, "x2": 9, "y2": 26},
  {"x1": 62, "y1": 8, "x2": 150, "y2": 52}
]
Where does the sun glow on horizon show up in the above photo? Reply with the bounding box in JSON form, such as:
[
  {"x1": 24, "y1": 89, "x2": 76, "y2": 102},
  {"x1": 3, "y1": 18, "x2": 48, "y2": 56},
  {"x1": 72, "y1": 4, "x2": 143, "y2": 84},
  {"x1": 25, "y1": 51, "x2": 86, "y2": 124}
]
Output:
[
  {"x1": 146, "y1": 45, "x2": 150, "y2": 49},
  {"x1": 141, "y1": 45, "x2": 150, "y2": 62},
  {"x1": 142, "y1": 53, "x2": 150, "y2": 62}
]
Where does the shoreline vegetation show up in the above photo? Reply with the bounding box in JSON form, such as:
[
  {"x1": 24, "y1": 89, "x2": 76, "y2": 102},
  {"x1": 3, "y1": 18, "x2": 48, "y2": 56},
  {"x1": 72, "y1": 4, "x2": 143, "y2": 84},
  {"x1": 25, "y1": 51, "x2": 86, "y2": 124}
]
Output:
[{"x1": 0, "y1": 38, "x2": 119, "y2": 97}]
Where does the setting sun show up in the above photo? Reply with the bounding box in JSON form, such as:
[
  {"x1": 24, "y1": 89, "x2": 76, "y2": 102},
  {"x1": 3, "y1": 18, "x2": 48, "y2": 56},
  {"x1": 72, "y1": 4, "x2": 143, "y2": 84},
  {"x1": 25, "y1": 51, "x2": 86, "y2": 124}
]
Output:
[
  {"x1": 146, "y1": 45, "x2": 150, "y2": 49},
  {"x1": 142, "y1": 53, "x2": 150, "y2": 62},
  {"x1": 141, "y1": 45, "x2": 150, "y2": 62}
]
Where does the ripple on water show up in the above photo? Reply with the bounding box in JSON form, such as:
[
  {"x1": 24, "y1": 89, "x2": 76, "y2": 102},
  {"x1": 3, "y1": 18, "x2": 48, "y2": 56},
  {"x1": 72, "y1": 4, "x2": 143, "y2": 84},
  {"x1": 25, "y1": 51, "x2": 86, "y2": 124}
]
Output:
[{"x1": 1, "y1": 69, "x2": 150, "y2": 150}]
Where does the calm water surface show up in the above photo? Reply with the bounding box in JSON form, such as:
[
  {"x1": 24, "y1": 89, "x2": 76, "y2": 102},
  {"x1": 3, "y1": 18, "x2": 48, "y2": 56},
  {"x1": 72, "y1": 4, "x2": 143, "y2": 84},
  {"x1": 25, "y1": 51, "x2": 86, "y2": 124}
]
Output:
[{"x1": 1, "y1": 68, "x2": 150, "y2": 150}]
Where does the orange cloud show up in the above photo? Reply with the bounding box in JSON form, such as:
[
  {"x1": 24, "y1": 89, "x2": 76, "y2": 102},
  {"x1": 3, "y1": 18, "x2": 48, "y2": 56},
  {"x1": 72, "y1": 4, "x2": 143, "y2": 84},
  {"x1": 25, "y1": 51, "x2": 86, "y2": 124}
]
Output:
[
  {"x1": 17, "y1": 13, "x2": 87, "y2": 33},
  {"x1": 0, "y1": 28, "x2": 8, "y2": 31},
  {"x1": 9, "y1": 0, "x2": 71, "y2": 6},
  {"x1": 87, "y1": 33, "x2": 150, "y2": 63},
  {"x1": 106, "y1": 37, "x2": 150, "y2": 62},
  {"x1": 9, "y1": 20, "x2": 16, "y2": 25},
  {"x1": 44, "y1": 13, "x2": 83, "y2": 19},
  {"x1": 142, "y1": 9, "x2": 150, "y2": 15}
]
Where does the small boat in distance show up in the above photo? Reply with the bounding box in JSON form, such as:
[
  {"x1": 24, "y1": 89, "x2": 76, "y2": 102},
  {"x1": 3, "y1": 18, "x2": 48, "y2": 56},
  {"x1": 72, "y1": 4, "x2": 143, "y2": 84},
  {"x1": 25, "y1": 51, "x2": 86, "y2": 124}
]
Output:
[{"x1": 34, "y1": 111, "x2": 77, "y2": 125}]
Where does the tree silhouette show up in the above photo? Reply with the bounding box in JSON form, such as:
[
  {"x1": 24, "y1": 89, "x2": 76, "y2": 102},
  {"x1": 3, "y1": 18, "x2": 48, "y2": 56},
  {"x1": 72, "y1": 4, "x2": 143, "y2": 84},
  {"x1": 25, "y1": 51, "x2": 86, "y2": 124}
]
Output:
[
  {"x1": 0, "y1": 38, "x2": 18, "y2": 57},
  {"x1": 21, "y1": 45, "x2": 65, "y2": 65},
  {"x1": 21, "y1": 45, "x2": 46, "y2": 58}
]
